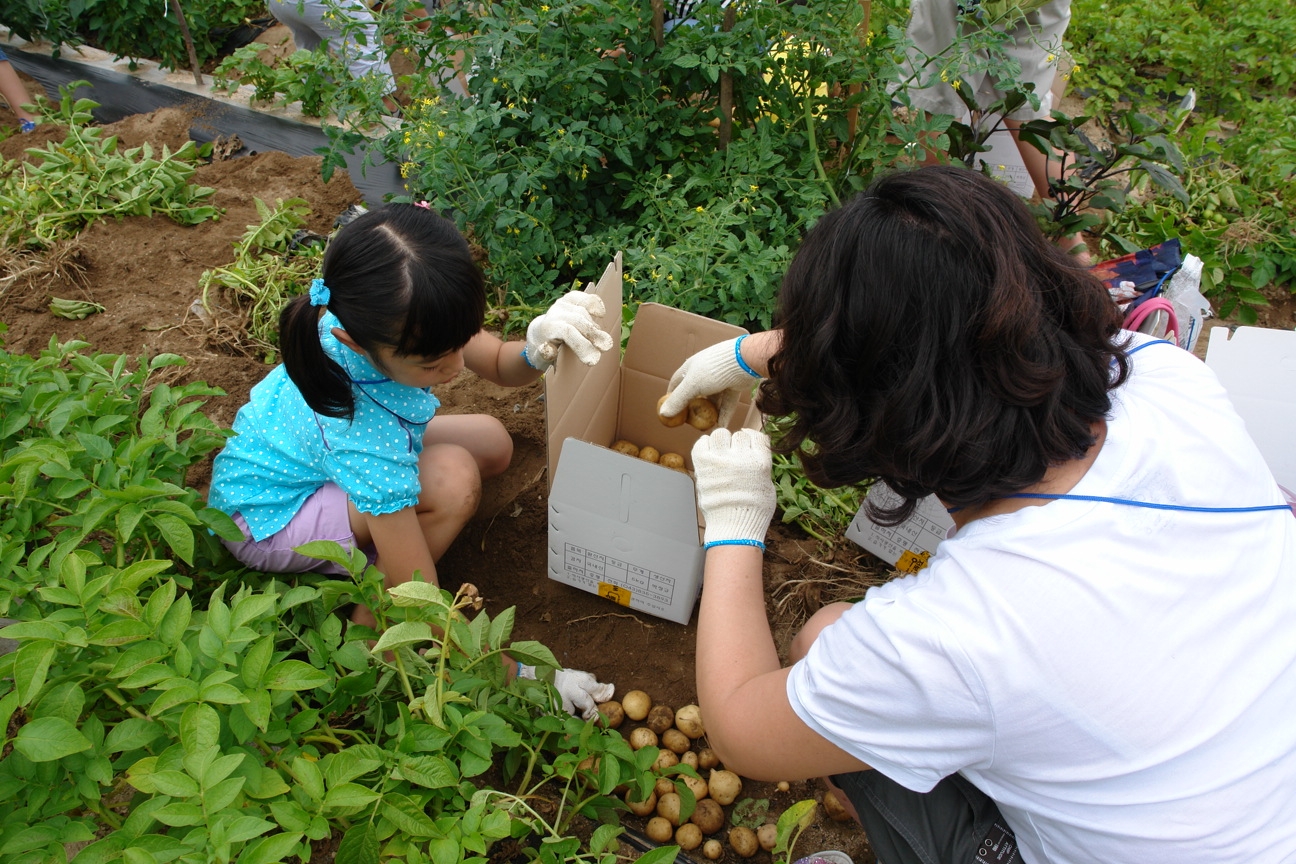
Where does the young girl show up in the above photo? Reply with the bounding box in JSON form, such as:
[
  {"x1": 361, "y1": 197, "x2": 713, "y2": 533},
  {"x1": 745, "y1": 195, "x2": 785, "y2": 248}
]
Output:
[{"x1": 208, "y1": 202, "x2": 614, "y2": 717}]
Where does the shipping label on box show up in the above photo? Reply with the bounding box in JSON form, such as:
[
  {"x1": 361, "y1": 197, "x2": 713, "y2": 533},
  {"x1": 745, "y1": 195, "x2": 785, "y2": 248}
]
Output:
[
  {"x1": 845, "y1": 484, "x2": 955, "y2": 574},
  {"x1": 544, "y1": 254, "x2": 760, "y2": 624}
]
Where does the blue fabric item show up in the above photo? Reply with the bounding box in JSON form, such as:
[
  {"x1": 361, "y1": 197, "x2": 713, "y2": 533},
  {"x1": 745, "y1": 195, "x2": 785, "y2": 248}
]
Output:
[
  {"x1": 0, "y1": 48, "x2": 8, "y2": 62},
  {"x1": 208, "y1": 311, "x2": 439, "y2": 540},
  {"x1": 309, "y1": 277, "x2": 330, "y2": 306}
]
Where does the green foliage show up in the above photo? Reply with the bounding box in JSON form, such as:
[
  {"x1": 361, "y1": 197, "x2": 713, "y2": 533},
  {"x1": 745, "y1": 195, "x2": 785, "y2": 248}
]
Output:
[
  {"x1": 1016, "y1": 107, "x2": 1188, "y2": 242},
  {"x1": 213, "y1": 45, "x2": 349, "y2": 119},
  {"x1": 0, "y1": 334, "x2": 663, "y2": 864},
  {"x1": 0, "y1": 0, "x2": 267, "y2": 70},
  {"x1": 1070, "y1": 0, "x2": 1296, "y2": 307},
  {"x1": 771, "y1": 450, "x2": 866, "y2": 545},
  {"x1": 347, "y1": 0, "x2": 922, "y2": 328},
  {"x1": 0, "y1": 85, "x2": 219, "y2": 252},
  {"x1": 0, "y1": 337, "x2": 235, "y2": 589},
  {"x1": 198, "y1": 198, "x2": 325, "y2": 362}
]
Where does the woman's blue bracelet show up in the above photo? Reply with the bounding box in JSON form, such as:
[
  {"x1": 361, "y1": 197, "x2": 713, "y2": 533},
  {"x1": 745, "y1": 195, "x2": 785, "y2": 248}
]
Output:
[
  {"x1": 734, "y1": 335, "x2": 761, "y2": 379},
  {"x1": 704, "y1": 538, "x2": 766, "y2": 551}
]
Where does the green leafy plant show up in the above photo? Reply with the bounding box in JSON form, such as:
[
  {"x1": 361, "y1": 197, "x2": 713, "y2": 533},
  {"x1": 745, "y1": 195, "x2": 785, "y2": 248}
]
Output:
[
  {"x1": 0, "y1": 84, "x2": 219, "y2": 254},
  {"x1": 771, "y1": 451, "x2": 866, "y2": 545},
  {"x1": 213, "y1": 44, "x2": 348, "y2": 119},
  {"x1": 0, "y1": 0, "x2": 267, "y2": 70},
  {"x1": 0, "y1": 332, "x2": 677, "y2": 864},
  {"x1": 198, "y1": 197, "x2": 324, "y2": 361}
]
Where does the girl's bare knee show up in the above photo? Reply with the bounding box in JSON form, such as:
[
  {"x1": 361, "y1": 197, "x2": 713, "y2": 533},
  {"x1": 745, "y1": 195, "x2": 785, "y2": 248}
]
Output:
[
  {"x1": 476, "y1": 416, "x2": 513, "y2": 478},
  {"x1": 789, "y1": 601, "x2": 855, "y2": 663},
  {"x1": 419, "y1": 444, "x2": 483, "y2": 518}
]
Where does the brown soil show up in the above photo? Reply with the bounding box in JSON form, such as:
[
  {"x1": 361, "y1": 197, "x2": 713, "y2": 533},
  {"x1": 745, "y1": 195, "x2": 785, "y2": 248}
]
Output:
[{"x1": 0, "y1": 97, "x2": 883, "y2": 864}]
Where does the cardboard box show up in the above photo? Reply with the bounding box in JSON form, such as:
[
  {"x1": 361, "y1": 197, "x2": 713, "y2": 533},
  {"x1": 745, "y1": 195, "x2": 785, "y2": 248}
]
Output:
[
  {"x1": 844, "y1": 485, "x2": 954, "y2": 574},
  {"x1": 1204, "y1": 325, "x2": 1296, "y2": 491},
  {"x1": 544, "y1": 254, "x2": 761, "y2": 624}
]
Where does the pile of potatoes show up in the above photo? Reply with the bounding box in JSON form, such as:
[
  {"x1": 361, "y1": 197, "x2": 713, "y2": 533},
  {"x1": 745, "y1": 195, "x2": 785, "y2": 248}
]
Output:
[
  {"x1": 598, "y1": 690, "x2": 786, "y2": 860},
  {"x1": 607, "y1": 395, "x2": 722, "y2": 472}
]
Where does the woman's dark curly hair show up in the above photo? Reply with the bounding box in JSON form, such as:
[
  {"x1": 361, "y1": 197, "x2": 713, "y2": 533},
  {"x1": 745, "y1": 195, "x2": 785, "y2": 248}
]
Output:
[{"x1": 760, "y1": 166, "x2": 1128, "y2": 525}]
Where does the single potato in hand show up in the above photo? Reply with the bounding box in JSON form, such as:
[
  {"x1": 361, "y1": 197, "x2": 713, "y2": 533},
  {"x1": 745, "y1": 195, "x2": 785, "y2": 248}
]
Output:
[
  {"x1": 687, "y1": 396, "x2": 719, "y2": 431},
  {"x1": 658, "y1": 394, "x2": 687, "y2": 427}
]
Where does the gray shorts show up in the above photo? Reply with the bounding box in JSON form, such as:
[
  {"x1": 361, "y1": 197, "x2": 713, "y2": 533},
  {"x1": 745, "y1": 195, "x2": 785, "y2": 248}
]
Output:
[
  {"x1": 223, "y1": 482, "x2": 375, "y2": 576},
  {"x1": 833, "y1": 770, "x2": 1020, "y2": 864},
  {"x1": 897, "y1": 0, "x2": 1071, "y2": 121}
]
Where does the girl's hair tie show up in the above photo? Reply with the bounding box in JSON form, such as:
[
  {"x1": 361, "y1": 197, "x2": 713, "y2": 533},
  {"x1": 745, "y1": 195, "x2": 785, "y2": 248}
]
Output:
[
  {"x1": 414, "y1": 201, "x2": 432, "y2": 210},
  {"x1": 309, "y1": 278, "x2": 331, "y2": 307}
]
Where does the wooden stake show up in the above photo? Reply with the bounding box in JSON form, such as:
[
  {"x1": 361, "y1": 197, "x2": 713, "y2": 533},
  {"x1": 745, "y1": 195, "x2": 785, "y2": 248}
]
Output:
[
  {"x1": 718, "y1": 4, "x2": 736, "y2": 150},
  {"x1": 170, "y1": 0, "x2": 204, "y2": 86},
  {"x1": 846, "y1": 0, "x2": 872, "y2": 142},
  {"x1": 651, "y1": 0, "x2": 665, "y2": 48}
]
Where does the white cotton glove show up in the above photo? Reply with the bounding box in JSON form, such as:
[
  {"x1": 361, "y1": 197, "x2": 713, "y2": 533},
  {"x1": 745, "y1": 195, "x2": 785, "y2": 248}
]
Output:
[
  {"x1": 659, "y1": 336, "x2": 762, "y2": 428},
  {"x1": 517, "y1": 664, "x2": 615, "y2": 720},
  {"x1": 524, "y1": 291, "x2": 615, "y2": 372},
  {"x1": 691, "y1": 428, "x2": 778, "y2": 549}
]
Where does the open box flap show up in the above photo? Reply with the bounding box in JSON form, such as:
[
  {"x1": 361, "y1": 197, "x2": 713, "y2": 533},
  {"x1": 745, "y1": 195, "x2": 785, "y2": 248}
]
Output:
[{"x1": 1204, "y1": 325, "x2": 1296, "y2": 490}]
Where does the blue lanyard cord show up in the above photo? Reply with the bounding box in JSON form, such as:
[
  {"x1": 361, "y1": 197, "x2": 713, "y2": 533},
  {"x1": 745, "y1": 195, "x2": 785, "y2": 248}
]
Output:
[
  {"x1": 1124, "y1": 338, "x2": 1174, "y2": 356},
  {"x1": 1006, "y1": 492, "x2": 1290, "y2": 514}
]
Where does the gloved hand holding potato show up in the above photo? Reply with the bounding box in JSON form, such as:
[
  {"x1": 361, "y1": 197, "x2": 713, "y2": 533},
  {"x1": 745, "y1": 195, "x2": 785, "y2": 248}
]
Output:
[{"x1": 658, "y1": 336, "x2": 762, "y2": 428}]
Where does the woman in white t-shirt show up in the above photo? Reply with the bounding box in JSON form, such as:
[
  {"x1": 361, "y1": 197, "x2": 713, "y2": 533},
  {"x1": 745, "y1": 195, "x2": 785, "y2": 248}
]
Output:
[{"x1": 659, "y1": 165, "x2": 1296, "y2": 863}]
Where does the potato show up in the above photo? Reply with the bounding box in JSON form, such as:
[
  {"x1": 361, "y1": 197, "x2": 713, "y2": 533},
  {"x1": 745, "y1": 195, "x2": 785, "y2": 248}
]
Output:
[
  {"x1": 675, "y1": 704, "x2": 705, "y2": 739},
  {"x1": 776, "y1": 780, "x2": 790, "y2": 793},
  {"x1": 653, "y1": 749, "x2": 679, "y2": 772},
  {"x1": 680, "y1": 772, "x2": 708, "y2": 802},
  {"x1": 597, "y1": 701, "x2": 624, "y2": 729},
  {"x1": 702, "y1": 839, "x2": 724, "y2": 861},
  {"x1": 659, "y1": 452, "x2": 686, "y2": 471},
  {"x1": 657, "y1": 394, "x2": 687, "y2": 427},
  {"x1": 729, "y1": 826, "x2": 759, "y2": 858},
  {"x1": 646, "y1": 704, "x2": 676, "y2": 735},
  {"x1": 611, "y1": 439, "x2": 640, "y2": 457},
  {"x1": 625, "y1": 788, "x2": 657, "y2": 817},
  {"x1": 654, "y1": 776, "x2": 675, "y2": 798},
  {"x1": 629, "y1": 727, "x2": 658, "y2": 751},
  {"x1": 697, "y1": 748, "x2": 720, "y2": 770},
  {"x1": 646, "y1": 816, "x2": 673, "y2": 843},
  {"x1": 687, "y1": 396, "x2": 719, "y2": 431},
  {"x1": 656, "y1": 791, "x2": 682, "y2": 826},
  {"x1": 757, "y1": 823, "x2": 778, "y2": 851},
  {"x1": 822, "y1": 788, "x2": 854, "y2": 822},
  {"x1": 690, "y1": 798, "x2": 725, "y2": 835},
  {"x1": 676, "y1": 823, "x2": 703, "y2": 851},
  {"x1": 708, "y1": 769, "x2": 742, "y2": 806},
  {"x1": 639, "y1": 445, "x2": 661, "y2": 464},
  {"x1": 662, "y1": 728, "x2": 691, "y2": 755},
  {"x1": 622, "y1": 690, "x2": 652, "y2": 721},
  {"x1": 680, "y1": 749, "x2": 699, "y2": 769}
]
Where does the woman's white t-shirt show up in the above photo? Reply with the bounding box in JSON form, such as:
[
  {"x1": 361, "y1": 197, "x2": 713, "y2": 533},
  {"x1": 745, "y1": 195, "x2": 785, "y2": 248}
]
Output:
[{"x1": 787, "y1": 336, "x2": 1296, "y2": 864}]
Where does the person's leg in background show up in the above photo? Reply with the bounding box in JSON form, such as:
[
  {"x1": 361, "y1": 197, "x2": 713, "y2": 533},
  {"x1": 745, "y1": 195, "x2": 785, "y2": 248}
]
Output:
[
  {"x1": 267, "y1": 0, "x2": 402, "y2": 113},
  {"x1": 0, "y1": 49, "x2": 39, "y2": 132}
]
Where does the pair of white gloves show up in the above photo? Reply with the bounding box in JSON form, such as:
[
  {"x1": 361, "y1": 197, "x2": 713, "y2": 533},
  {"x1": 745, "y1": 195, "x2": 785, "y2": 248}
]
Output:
[
  {"x1": 662, "y1": 337, "x2": 778, "y2": 550},
  {"x1": 522, "y1": 292, "x2": 619, "y2": 719},
  {"x1": 518, "y1": 322, "x2": 775, "y2": 714}
]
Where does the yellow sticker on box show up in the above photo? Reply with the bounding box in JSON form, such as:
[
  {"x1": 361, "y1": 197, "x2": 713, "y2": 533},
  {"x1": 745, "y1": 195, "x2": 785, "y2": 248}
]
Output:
[
  {"x1": 598, "y1": 583, "x2": 632, "y2": 606},
  {"x1": 896, "y1": 550, "x2": 932, "y2": 574}
]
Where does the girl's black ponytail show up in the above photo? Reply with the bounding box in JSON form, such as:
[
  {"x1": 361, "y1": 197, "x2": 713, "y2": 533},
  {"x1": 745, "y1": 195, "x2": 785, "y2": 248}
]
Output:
[{"x1": 279, "y1": 294, "x2": 355, "y2": 419}]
